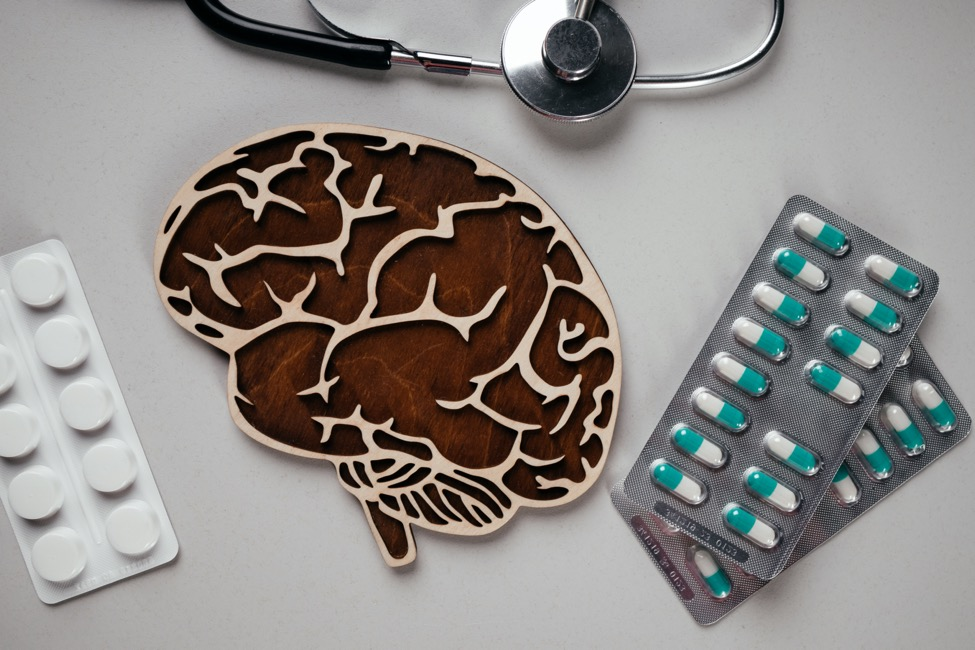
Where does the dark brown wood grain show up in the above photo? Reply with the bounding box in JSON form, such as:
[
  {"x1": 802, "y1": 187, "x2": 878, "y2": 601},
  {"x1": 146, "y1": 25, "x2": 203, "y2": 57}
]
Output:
[{"x1": 154, "y1": 124, "x2": 621, "y2": 566}]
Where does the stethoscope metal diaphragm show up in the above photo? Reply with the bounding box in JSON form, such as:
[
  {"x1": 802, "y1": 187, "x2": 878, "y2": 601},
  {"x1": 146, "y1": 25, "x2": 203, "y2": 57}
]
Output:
[{"x1": 502, "y1": 0, "x2": 636, "y2": 122}]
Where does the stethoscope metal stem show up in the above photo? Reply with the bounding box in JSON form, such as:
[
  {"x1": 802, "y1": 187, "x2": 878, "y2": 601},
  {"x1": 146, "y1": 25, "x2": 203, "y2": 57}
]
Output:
[
  {"x1": 390, "y1": 50, "x2": 503, "y2": 77},
  {"x1": 574, "y1": 0, "x2": 597, "y2": 21}
]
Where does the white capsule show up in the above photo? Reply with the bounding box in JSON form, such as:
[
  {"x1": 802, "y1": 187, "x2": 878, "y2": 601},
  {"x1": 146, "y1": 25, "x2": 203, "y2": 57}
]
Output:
[
  {"x1": 764, "y1": 431, "x2": 820, "y2": 475},
  {"x1": 805, "y1": 360, "x2": 863, "y2": 405},
  {"x1": 732, "y1": 317, "x2": 790, "y2": 362},
  {"x1": 880, "y1": 403, "x2": 925, "y2": 455},
  {"x1": 773, "y1": 248, "x2": 829, "y2": 291},
  {"x1": 793, "y1": 212, "x2": 849, "y2": 255},
  {"x1": 864, "y1": 255, "x2": 922, "y2": 298},
  {"x1": 855, "y1": 427, "x2": 882, "y2": 456},
  {"x1": 723, "y1": 504, "x2": 779, "y2": 549},
  {"x1": 689, "y1": 546, "x2": 732, "y2": 599},
  {"x1": 831, "y1": 463, "x2": 860, "y2": 506},
  {"x1": 911, "y1": 380, "x2": 956, "y2": 432},
  {"x1": 752, "y1": 283, "x2": 808, "y2": 327},
  {"x1": 692, "y1": 388, "x2": 748, "y2": 432},
  {"x1": 824, "y1": 325, "x2": 882, "y2": 370},
  {"x1": 712, "y1": 353, "x2": 768, "y2": 396},
  {"x1": 671, "y1": 426, "x2": 727, "y2": 469},
  {"x1": 650, "y1": 460, "x2": 707, "y2": 505},
  {"x1": 744, "y1": 467, "x2": 800, "y2": 512},
  {"x1": 854, "y1": 428, "x2": 894, "y2": 480},
  {"x1": 845, "y1": 290, "x2": 901, "y2": 333}
]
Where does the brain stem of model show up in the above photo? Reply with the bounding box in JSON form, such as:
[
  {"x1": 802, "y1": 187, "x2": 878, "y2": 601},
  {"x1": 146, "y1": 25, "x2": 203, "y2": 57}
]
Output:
[{"x1": 154, "y1": 125, "x2": 621, "y2": 566}]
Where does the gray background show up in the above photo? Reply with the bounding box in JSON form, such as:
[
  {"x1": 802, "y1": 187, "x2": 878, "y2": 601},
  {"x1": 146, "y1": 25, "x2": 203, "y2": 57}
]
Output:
[{"x1": 2, "y1": 0, "x2": 974, "y2": 647}]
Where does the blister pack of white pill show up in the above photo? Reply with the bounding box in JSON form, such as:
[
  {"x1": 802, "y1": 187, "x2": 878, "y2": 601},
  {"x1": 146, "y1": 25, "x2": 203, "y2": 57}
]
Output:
[
  {"x1": 0, "y1": 240, "x2": 178, "y2": 604},
  {"x1": 612, "y1": 338, "x2": 969, "y2": 624},
  {"x1": 620, "y1": 196, "x2": 939, "y2": 580}
]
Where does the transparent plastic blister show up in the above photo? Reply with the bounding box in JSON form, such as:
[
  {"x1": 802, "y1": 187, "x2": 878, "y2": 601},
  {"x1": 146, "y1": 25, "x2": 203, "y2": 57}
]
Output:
[
  {"x1": 621, "y1": 196, "x2": 939, "y2": 579},
  {"x1": 613, "y1": 338, "x2": 970, "y2": 625},
  {"x1": 0, "y1": 240, "x2": 178, "y2": 604}
]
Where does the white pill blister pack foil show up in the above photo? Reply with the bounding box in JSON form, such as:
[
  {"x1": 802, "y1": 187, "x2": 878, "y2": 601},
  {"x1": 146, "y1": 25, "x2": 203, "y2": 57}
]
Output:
[
  {"x1": 0, "y1": 240, "x2": 177, "y2": 604},
  {"x1": 612, "y1": 338, "x2": 969, "y2": 624},
  {"x1": 620, "y1": 196, "x2": 939, "y2": 580}
]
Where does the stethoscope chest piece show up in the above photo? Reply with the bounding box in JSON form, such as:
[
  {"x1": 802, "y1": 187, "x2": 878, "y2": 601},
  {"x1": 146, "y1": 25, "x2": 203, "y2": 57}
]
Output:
[{"x1": 502, "y1": 0, "x2": 636, "y2": 122}]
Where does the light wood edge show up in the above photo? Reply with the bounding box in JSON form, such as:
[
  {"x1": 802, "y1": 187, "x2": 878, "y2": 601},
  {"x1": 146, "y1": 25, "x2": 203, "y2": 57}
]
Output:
[{"x1": 153, "y1": 124, "x2": 623, "y2": 567}]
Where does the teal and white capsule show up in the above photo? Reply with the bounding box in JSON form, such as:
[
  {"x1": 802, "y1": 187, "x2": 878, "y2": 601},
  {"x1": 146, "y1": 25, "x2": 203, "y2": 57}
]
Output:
[
  {"x1": 712, "y1": 353, "x2": 769, "y2": 397},
  {"x1": 844, "y1": 290, "x2": 901, "y2": 334},
  {"x1": 671, "y1": 425, "x2": 727, "y2": 469},
  {"x1": 650, "y1": 459, "x2": 707, "y2": 505},
  {"x1": 897, "y1": 345, "x2": 914, "y2": 367},
  {"x1": 864, "y1": 254, "x2": 922, "y2": 298},
  {"x1": 753, "y1": 283, "x2": 809, "y2": 327},
  {"x1": 911, "y1": 380, "x2": 957, "y2": 433},
  {"x1": 824, "y1": 325, "x2": 882, "y2": 370},
  {"x1": 722, "y1": 503, "x2": 780, "y2": 549},
  {"x1": 688, "y1": 546, "x2": 732, "y2": 600},
  {"x1": 854, "y1": 427, "x2": 893, "y2": 480},
  {"x1": 805, "y1": 360, "x2": 863, "y2": 405},
  {"x1": 793, "y1": 212, "x2": 849, "y2": 256},
  {"x1": 830, "y1": 462, "x2": 860, "y2": 506},
  {"x1": 880, "y1": 402, "x2": 925, "y2": 456},
  {"x1": 743, "y1": 467, "x2": 800, "y2": 512},
  {"x1": 732, "y1": 317, "x2": 790, "y2": 362},
  {"x1": 764, "y1": 431, "x2": 821, "y2": 476},
  {"x1": 772, "y1": 247, "x2": 829, "y2": 291},
  {"x1": 691, "y1": 388, "x2": 748, "y2": 433}
]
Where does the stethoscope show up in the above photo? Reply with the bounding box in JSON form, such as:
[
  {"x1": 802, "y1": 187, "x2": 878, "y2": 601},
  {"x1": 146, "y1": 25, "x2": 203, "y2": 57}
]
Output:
[{"x1": 185, "y1": 0, "x2": 784, "y2": 122}]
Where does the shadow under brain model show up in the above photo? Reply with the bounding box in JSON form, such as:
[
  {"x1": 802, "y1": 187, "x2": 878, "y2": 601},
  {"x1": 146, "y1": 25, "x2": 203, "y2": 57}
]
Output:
[{"x1": 154, "y1": 124, "x2": 621, "y2": 566}]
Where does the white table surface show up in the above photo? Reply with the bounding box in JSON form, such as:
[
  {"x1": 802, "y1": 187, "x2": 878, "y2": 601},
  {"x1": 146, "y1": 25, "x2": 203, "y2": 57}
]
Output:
[{"x1": 2, "y1": 1, "x2": 974, "y2": 647}]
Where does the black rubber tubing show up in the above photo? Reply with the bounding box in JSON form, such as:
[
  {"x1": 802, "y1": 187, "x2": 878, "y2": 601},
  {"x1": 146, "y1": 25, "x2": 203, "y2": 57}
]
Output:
[{"x1": 185, "y1": 0, "x2": 393, "y2": 70}]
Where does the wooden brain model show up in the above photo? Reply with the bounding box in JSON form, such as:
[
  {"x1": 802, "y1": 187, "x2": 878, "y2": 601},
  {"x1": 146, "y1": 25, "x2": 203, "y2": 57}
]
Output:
[{"x1": 154, "y1": 124, "x2": 621, "y2": 566}]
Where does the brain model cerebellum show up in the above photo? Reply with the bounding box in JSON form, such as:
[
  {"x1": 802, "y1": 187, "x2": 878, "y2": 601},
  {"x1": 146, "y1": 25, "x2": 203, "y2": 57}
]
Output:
[{"x1": 154, "y1": 124, "x2": 621, "y2": 566}]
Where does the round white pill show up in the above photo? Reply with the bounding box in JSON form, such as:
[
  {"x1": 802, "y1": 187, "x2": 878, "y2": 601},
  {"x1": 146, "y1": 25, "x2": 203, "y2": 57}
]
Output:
[
  {"x1": 83, "y1": 439, "x2": 137, "y2": 493},
  {"x1": 0, "y1": 404, "x2": 41, "y2": 459},
  {"x1": 34, "y1": 315, "x2": 90, "y2": 369},
  {"x1": 106, "y1": 501, "x2": 160, "y2": 556},
  {"x1": 9, "y1": 465, "x2": 64, "y2": 520},
  {"x1": 10, "y1": 253, "x2": 66, "y2": 308},
  {"x1": 32, "y1": 528, "x2": 87, "y2": 583},
  {"x1": 0, "y1": 344, "x2": 16, "y2": 395},
  {"x1": 59, "y1": 377, "x2": 114, "y2": 431}
]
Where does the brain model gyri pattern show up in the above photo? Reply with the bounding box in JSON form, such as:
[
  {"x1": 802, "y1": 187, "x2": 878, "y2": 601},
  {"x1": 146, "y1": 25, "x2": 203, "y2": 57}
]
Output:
[{"x1": 154, "y1": 124, "x2": 621, "y2": 566}]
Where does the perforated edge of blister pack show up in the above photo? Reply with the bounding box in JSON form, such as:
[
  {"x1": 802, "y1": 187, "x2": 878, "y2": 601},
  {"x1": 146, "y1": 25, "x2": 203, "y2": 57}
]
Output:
[
  {"x1": 621, "y1": 196, "x2": 940, "y2": 580},
  {"x1": 0, "y1": 240, "x2": 178, "y2": 604},
  {"x1": 613, "y1": 337, "x2": 969, "y2": 624}
]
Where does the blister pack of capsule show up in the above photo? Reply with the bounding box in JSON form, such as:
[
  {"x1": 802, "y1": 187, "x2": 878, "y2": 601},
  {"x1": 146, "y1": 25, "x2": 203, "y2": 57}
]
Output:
[
  {"x1": 612, "y1": 338, "x2": 969, "y2": 624},
  {"x1": 620, "y1": 196, "x2": 939, "y2": 579},
  {"x1": 0, "y1": 240, "x2": 178, "y2": 604}
]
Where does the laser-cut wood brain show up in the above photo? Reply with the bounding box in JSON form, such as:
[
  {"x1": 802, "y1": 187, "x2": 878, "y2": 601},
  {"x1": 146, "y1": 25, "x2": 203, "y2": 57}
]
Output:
[{"x1": 154, "y1": 124, "x2": 621, "y2": 566}]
